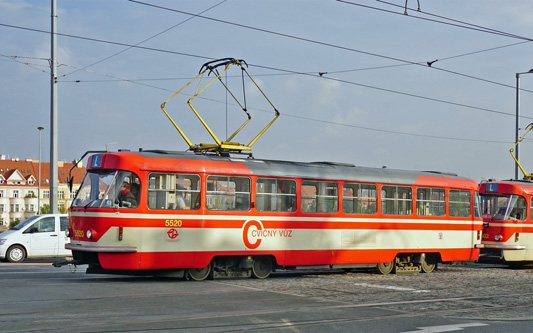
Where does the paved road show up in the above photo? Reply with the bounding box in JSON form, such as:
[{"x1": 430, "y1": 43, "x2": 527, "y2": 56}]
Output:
[{"x1": 0, "y1": 261, "x2": 532, "y2": 332}]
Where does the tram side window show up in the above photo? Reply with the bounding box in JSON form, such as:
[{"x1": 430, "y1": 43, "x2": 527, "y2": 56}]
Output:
[
  {"x1": 474, "y1": 191, "x2": 481, "y2": 218},
  {"x1": 301, "y1": 180, "x2": 338, "y2": 213},
  {"x1": 147, "y1": 173, "x2": 201, "y2": 210},
  {"x1": 449, "y1": 189, "x2": 471, "y2": 217},
  {"x1": 342, "y1": 183, "x2": 377, "y2": 214},
  {"x1": 416, "y1": 187, "x2": 445, "y2": 217},
  {"x1": 256, "y1": 178, "x2": 296, "y2": 212},
  {"x1": 381, "y1": 185, "x2": 413, "y2": 215},
  {"x1": 531, "y1": 197, "x2": 533, "y2": 221},
  {"x1": 206, "y1": 176, "x2": 250, "y2": 211}
]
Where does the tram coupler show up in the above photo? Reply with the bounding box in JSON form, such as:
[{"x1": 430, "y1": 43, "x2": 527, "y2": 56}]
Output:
[{"x1": 52, "y1": 258, "x2": 84, "y2": 268}]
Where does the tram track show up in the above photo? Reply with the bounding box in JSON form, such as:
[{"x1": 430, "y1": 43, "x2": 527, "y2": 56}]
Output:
[
  {"x1": 115, "y1": 294, "x2": 530, "y2": 332},
  {"x1": 2, "y1": 264, "x2": 533, "y2": 332}
]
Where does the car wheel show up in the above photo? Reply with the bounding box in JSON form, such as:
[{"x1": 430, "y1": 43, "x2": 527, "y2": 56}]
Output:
[{"x1": 7, "y1": 245, "x2": 26, "y2": 263}]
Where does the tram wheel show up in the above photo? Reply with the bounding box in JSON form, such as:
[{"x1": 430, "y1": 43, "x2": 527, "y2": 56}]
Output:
[
  {"x1": 420, "y1": 255, "x2": 437, "y2": 273},
  {"x1": 376, "y1": 260, "x2": 395, "y2": 275},
  {"x1": 187, "y1": 262, "x2": 212, "y2": 281},
  {"x1": 252, "y1": 256, "x2": 272, "y2": 279}
]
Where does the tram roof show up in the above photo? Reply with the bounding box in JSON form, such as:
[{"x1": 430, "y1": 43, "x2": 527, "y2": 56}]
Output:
[
  {"x1": 481, "y1": 179, "x2": 533, "y2": 194},
  {"x1": 129, "y1": 150, "x2": 472, "y2": 186}
]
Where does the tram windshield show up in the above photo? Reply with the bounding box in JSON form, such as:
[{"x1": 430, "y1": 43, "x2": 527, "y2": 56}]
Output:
[
  {"x1": 72, "y1": 170, "x2": 140, "y2": 209},
  {"x1": 480, "y1": 194, "x2": 527, "y2": 221}
]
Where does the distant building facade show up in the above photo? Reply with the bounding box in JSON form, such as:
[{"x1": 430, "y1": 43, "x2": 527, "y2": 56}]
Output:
[{"x1": 0, "y1": 155, "x2": 86, "y2": 226}]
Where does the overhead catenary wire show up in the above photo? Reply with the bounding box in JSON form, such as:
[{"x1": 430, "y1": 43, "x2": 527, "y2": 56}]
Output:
[
  {"x1": 5, "y1": 44, "x2": 533, "y2": 127},
  {"x1": 339, "y1": 0, "x2": 532, "y2": 41},
  {"x1": 61, "y1": 0, "x2": 228, "y2": 78},
  {"x1": 126, "y1": 0, "x2": 532, "y2": 93},
  {"x1": 44, "y1": 62, "x2": 526, "y2": 144},
  {"x1": 2, "y1": 11, "x2": 532, "y2": 94},
  {"x1": 1, "y1": 4, "x2": 531, "y2": 145}
]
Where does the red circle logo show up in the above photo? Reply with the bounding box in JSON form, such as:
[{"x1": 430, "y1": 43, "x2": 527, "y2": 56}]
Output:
[{"x1": 167, "y1": 228, "x2": 179, "y2": 239}]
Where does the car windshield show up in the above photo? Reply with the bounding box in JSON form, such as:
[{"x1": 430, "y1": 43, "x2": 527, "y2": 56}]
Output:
[
  {"x1": 72, "y1": 170, "x2": 140, "y2": 209},
  {"x1": 12, "y1": 215, "x2": 41, "y2": 230},
  {"x1": 480, "y1": 194, "x2": 527, "y2": 221}
]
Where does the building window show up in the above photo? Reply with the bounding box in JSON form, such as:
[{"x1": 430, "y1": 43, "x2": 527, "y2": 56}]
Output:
[
  {"x1": 29, "y1": 204, "x2": 35, "y2": 212},
  {"x1": 28, "y1": 179, "x2": 35, "y2": 185},
  {"x1": 70, "y1": 191, "x2": 77, "y2": 199},
  {"x1": 14, "y1": 204, "x2": 20, "y2": 212},
  {"x1": 13, "y1": 190, "x2": 19, "y2": 198},
  {"x1": 0, "y1": 204, "x2": 4, "y2": 212},
  {"x1": 0, "y1": 190, "x2": 3, "y2": 198},
  {"x1": 58, "y1": 191, "x2": 64, "y2": 199},
  {"x1": 44, "y1": 190, "x2": 50, "y2": 199}
]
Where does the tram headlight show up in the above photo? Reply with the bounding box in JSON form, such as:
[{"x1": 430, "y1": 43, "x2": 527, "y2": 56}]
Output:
[
  {"x1": 86, "y1": 229, "x2": 98, "y2": 240},
  {"x1": 65, "y1": 228, "x2": 70, "y2": 237},
  {"x1": 494, "y1": 234, "x2": 502, "y2": 241}
]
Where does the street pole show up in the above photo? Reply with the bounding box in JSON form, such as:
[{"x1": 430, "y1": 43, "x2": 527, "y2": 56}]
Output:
[
  {"x1": 515, "y1": 69, "x2": 533, "y2": 180},
  {"x1": 516, "y1": 73, "x2": 520, "y2": 180},
  {"x1": 50, "y1": 0, "x2": 58, "y2": 213},
  {"x1": 38, "y1": 127, "x2": 44, "y2": 214}
]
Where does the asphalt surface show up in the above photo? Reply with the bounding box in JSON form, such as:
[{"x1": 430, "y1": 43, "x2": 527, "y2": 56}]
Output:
[{"x1": 0, "y1": 261, "x2": 532, "y2": 332}]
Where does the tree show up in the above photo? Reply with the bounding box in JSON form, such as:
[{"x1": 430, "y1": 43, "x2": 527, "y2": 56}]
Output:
[
  {"x1": 40, "y1": 204, "x2": 50, "y2": 214},
  {"x1": 39, "y1": 204, "x2": 68, "y2": 214},
  {"x1": 9, "y1": 218, "x2": 20, "y2": 229}
]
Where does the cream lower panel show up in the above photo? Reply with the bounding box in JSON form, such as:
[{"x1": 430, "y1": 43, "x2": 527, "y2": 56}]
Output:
[
  {"x1": 90, "y1": 227, "x2": 477, "y2": 253},
  {"x1": 503, "y1": 233, "x2": 533, "y2": 261}
]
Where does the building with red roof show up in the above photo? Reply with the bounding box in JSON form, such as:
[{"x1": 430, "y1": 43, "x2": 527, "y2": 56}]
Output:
[{"x1": 0, "y1": 155, "x2": 86, "y2": 227}]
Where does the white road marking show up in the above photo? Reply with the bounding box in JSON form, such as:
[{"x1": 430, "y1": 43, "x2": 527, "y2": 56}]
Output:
[
  {"x1": 401, "y1": 323, "x2": 488, "y2": 333},
  {"x1": 353, "y1": 282, "x2": 430, "y2": 293}
]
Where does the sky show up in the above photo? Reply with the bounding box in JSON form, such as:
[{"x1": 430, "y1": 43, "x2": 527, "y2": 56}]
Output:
[{"x1": 2, "y1": 0, "x2": 533, "y2": 182}]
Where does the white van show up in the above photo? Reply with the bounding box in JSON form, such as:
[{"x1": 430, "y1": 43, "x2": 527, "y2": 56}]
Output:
[{"x1": 0, "y1": 214, "x2": 71, "y2": 263}]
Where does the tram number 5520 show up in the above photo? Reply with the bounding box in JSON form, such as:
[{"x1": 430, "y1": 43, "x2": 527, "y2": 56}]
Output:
[{"x1": 165, "y1": 219, "x2": 182, "y2": 227}]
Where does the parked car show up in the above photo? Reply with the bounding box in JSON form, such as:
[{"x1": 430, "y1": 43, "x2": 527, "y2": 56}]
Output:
[{"x1": 0, "y1": 214, "x2": 71, "y2": 263}]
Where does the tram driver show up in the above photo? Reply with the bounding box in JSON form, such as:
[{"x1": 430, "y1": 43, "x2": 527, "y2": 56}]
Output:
[{"x1": 118, "y1": 182, "x2": 138, "y2": 208}]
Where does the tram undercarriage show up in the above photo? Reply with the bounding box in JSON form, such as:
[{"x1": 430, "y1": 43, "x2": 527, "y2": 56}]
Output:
[{"x1": 60, "y1": 251, "x2": 440, "y2": 280}]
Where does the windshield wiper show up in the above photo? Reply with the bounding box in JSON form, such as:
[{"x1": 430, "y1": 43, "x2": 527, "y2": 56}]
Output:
[{"x1": 83, "y1": 199, "x2": 98, "y2": 209}]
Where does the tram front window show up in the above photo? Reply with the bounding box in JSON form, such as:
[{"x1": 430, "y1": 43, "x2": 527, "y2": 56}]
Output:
[
  {"x1": 72, "y1": 170, "x2": 140, "y2": 209},
  {"x1": 480, "y1": 194, "x2": 527, "y2": 221}
]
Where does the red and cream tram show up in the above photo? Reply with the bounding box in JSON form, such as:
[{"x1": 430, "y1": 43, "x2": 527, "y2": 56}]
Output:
[
  {"x1": 66, "y1": 150, "x2": 482, "y2": 279},
  {"x1": 478, "y1": 180, "x2": 533, "y2": 264}
]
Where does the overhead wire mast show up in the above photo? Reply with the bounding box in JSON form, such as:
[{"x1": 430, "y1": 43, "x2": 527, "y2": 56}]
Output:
[{"x1": 161, "y1": 58, "x2": 280, "y2": 156}]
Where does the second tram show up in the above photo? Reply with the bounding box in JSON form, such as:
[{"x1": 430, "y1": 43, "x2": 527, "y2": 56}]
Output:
[
  {"x1": 478, "y1": 180, "x2": 533, "y2": 264},
  {"x1": 66, "y1": 150, "x2": 482, "y2": 279}
]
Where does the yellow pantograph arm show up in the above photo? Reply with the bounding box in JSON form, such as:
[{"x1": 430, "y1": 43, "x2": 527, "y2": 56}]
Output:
[
  {"x1": 160, "y1": 71, "x2": 206, "y2": 149},
  {"x1": 510, "y1": 123, "x2": 533, "y2": 179}
]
